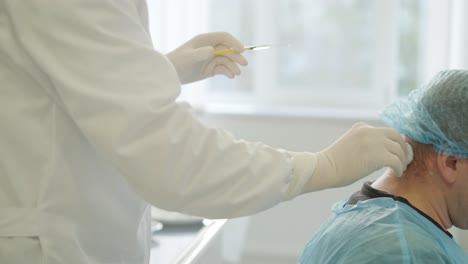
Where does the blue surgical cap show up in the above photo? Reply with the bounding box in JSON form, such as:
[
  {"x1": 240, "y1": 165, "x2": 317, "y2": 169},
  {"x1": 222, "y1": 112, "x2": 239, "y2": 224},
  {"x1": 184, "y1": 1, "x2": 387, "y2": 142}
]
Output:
[{"x1": 380, "y1": 69, "x2": 468, "y2": 158}]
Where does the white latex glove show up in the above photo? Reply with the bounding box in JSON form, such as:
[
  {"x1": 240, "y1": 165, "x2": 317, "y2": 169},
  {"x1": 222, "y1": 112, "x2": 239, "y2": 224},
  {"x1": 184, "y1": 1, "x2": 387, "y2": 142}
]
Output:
[
  {"x1": 166, "y1": 32, "x2": 248, "y2": 84},
  {"x1": 302, "y1": 122, "x2": 409, "y2": 193}
]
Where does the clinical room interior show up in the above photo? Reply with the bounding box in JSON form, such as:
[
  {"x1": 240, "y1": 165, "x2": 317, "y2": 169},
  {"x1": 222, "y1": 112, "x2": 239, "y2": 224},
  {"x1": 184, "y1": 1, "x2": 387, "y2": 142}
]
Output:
[{"x1": 146, "y1": 0, "x2": 468, "y2": 263}]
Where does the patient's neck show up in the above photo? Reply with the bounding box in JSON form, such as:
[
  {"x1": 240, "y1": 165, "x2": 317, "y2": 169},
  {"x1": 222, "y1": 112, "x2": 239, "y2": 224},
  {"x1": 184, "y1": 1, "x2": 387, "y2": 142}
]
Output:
[{"x1": 371, "y1": 169, "x2": 452, "y2": 229}]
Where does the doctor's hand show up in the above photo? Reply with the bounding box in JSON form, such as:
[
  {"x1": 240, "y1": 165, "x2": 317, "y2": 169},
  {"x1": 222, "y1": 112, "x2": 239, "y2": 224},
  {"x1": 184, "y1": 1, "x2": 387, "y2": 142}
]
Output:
[
  {"x1": 302, "y1": 122, "x2": 409, "y2": 192},
  {"x1": 167, "y1": 32, "x2": 248, "y2": 84}
]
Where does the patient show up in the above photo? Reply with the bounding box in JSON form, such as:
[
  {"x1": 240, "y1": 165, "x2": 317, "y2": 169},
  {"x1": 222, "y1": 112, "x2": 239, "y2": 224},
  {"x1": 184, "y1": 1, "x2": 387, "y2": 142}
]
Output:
[{"x1": 299, "y1": 70, "x2": 468, "y2": 263}]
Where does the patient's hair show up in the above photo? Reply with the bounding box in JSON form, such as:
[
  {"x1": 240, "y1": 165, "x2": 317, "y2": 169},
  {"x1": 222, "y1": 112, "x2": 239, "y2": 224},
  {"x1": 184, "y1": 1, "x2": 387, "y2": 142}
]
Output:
[{"x1": 405, "y1": 138, "x2": 437, "y2": 176}]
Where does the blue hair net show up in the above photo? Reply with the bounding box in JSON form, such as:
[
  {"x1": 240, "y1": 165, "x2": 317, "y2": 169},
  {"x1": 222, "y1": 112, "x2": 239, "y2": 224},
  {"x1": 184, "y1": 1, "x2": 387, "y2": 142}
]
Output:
[{"x1": 380, "y1": 69, "x2": 468, "y2": 158}]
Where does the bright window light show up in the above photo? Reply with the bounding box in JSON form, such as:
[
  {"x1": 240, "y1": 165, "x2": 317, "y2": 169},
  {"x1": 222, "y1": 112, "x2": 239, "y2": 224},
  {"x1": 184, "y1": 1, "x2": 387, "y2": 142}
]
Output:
[{"x1": 148, "y1": 0, "x2": 458, "y2": 116}]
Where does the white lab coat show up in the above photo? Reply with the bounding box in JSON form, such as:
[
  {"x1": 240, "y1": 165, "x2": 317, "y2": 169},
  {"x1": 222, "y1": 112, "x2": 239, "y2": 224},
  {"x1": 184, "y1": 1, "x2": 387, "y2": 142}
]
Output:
[{"x1": 0, "y1": 0, "x2": 314, "y2": 263}]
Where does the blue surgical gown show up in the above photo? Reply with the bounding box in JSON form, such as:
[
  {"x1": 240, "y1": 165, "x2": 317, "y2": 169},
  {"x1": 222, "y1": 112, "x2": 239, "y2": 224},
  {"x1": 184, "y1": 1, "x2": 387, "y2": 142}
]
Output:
[{"x1": 299, "y1": 197, "x2": 468, "y2": 263}]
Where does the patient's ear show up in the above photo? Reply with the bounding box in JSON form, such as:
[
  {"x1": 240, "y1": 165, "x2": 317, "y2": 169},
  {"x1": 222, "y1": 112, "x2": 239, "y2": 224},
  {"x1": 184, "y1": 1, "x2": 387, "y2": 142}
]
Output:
[{"x1": 437, "y1": 154, "x2": 458, "y2": 185}]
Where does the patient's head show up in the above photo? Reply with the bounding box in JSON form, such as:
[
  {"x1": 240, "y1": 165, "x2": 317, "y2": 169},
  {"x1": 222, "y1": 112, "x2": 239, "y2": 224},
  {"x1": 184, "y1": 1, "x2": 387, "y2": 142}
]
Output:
[
  {"x1": 378, "y1": 69, "x2": 468, "y2": 229},
  {"x1": 382, "y1": 69, "x2": 468, "y2": 157}
]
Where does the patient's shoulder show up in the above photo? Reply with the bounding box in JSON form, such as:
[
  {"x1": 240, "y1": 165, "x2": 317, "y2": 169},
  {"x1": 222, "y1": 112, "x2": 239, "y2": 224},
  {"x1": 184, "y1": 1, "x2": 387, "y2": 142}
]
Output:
[{"x1": 299, "y1": 199, "x2": 456, "y2": 263}]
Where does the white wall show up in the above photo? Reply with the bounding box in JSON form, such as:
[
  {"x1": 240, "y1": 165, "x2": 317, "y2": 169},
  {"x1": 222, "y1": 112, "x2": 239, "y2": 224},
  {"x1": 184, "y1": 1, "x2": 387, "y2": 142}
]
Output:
[{"x1": 197, "y1": 112, "x2": 468, "y2": 261}]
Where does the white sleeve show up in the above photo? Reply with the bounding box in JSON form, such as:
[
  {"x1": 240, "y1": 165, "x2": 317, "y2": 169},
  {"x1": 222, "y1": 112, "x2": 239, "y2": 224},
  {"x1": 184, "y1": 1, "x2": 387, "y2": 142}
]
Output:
[{"x1": 5, "y1": 0, "x2": 316, "y2": 218}]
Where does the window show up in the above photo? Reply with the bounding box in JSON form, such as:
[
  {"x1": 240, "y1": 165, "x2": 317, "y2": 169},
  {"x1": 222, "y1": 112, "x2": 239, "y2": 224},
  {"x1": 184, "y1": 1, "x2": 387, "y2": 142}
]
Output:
[{"x1": 148, "y1": 0, "x2": 461, "y2": 116}]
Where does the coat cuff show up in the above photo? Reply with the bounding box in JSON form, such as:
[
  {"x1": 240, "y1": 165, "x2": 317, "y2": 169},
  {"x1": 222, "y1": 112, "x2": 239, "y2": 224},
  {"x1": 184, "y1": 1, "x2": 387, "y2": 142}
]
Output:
[{"x1": 283, "y1": 151, "x2": 318, "y2": 199}]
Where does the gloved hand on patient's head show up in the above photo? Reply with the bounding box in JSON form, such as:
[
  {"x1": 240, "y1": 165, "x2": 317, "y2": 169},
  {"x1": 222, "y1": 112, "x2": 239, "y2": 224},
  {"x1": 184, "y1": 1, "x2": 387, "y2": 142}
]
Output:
[
  {"x1": 167, "y1": 32, "x2": 248, "y2": 84},
  {"x1": 301, "y1": 122, "x2": 411, "y2": 193}
]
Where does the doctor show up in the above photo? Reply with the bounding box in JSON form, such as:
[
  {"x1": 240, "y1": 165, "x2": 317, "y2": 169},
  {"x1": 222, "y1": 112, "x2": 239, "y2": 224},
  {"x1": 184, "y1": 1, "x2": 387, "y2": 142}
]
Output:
[{"x1": 0, "y1": 1, "x2": 410, "y2": 263}]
